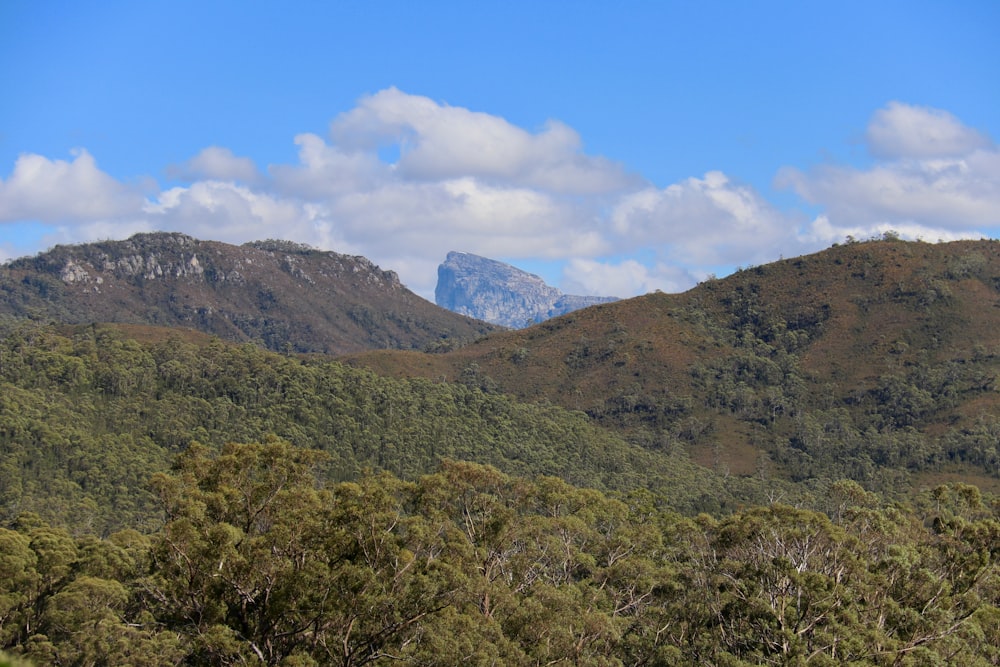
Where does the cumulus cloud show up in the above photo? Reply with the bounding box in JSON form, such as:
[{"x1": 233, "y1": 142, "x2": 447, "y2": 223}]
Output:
[
  {"x1": 0, "y1": 89, "x2": 638, "y2": 296},
  {"x1": 329, "y1": 87, "x2": 639, "y2": 194},
  {"x1": 778, "y1": 102, "x2": 1000, "y2": 240},
  {"x1": 610, "y1": 171, "x2": 809, "y2": 266},
  {"x1": 173, "y1": 146, "x2": 260, "y2": 183},
  {"x1": 0, "y1": 149, "x2": 146, "y2": 222},
  {"x1": 323, "y1": 177, "x2": 609, "y2": 292},
  {"x1": 802, "y1": 215, "x2": 979, "y2": 247},
  {"x1": 562, "y1": 258, "x2": 697, "y2": 297},
  {"x1": 866, "y1": 102, "x2": 993, "y2": 159},
  {"x1": 5, "y1": 92, "x2": 998, "y2": 300},
  {"x1": 269, "y1": 133, "x2": 388, "y2": 198},
  {"x1": 0, "y1": 92, "x2": 821, "y2": 297},
  {"x1": 142, "y1": 180, "x2": 330, "y2": 248}
]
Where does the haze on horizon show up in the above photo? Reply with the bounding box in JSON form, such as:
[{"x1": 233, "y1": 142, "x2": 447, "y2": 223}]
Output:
[{"x1": 2, "y1": 1, "x2": 998, "y2": 300}]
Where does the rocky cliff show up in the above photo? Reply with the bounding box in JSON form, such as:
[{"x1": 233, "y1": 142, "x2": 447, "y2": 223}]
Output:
[
  {"x1": 0, "y1": 233, "x2": 499, "y2": 354},
  {"x1": 435, "y1": 251, "x2": 618, "y2": 327}
]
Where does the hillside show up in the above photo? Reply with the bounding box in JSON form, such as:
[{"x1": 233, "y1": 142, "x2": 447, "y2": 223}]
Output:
[
  {"x1": 348, "y1": 238, "x2": 1000, "y2": 491},
  {"x1": 0, "y1": 320, "x2": 792, "y2": 535},
  {"x1": 0, "y1": 233, "x2": 499, "y2": 354}
]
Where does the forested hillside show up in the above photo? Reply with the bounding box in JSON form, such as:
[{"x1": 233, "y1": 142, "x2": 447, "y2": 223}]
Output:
[
  {"x1": 350, "y1": 238, "x2": 1000, "y2": 493},
  {"x1": 0, "y1": 319, "x2": 794, "y2": 536}
]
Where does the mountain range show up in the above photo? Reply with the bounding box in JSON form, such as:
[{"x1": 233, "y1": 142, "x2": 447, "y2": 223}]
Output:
[
  {"x1": 435, "y1": 250, "x2": 618, "y2": 327},
  {"x1": 5, "y1": 232, "x2": 1000, "y2": 495}
]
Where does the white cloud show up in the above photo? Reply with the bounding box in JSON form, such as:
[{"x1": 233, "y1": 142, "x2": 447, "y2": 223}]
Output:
[
  {"x1": 52, "y1": 220, "x2": 156, "y2": 247},
  {"x1": 866, "y1": 102, "x2": 992, "y2": 159},
  {"x1": 174, "y1": 146, "x2": 260, "y2": 183},
  {"x1": 778, "y1": 156, "x2": 1000, "y2": 229},
  {"x1": 0, "y1": 149, "x2": 145, "y2": 222},
  {"x1": 6, "y1": 93, "x2": 998, "y2": 302},
  {"x1": 329, "y1": 87, "x2": 638, "y2": 194},
  {"x1": 5, "y1": 91, "x2": 779, "y2": 298},
  {"x1": 802, "y1": 214, "x2": 979, "y2": 246},
  {"x1": 562, "y1": 258, "x2": 696, "y2": 297},
  {"x1": 143, "y1": 180, "x2": 326, "y2": 247},
  {"x1": 320, "y1": 177, "x2": 608, "y2": 295},
  {"x1": 778, "y1": 103, "x2": 1000, "y2": 236},
  {"x1": 610, "y1": 171, "x2": 808, "y2": 266},
  {"x1": 269, "y1": 133, "x2": 388, "y2": 198}
]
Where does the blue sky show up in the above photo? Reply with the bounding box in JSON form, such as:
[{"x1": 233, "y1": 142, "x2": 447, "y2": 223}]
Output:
[{"x1": 2, "y1": 1, "x2": 998, "y2": 299}]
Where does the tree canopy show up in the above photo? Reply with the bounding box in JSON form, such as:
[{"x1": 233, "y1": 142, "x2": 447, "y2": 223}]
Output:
[{"x1": 1, "y1": 443, "x2": 998, "y2": 665}]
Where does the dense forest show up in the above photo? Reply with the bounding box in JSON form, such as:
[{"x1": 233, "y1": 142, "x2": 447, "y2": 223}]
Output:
[
  {"x1": 2, "y1": 318, "x2": 1000, "y2": 665},
  {"x1": 4, "y1": 237, "x2": 1000, "y2": 664},
  {"x1": 0, "y1": 319, "x2": 790, "y2": 536},
  {"x1": 1, "y1": 441, "x2": 998, "y2": 665}
]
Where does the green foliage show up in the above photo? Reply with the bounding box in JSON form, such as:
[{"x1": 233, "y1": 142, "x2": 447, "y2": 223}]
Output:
[
  {"x1": 1, "y1": 449, "x2": 997, "y2": 665},
  {"x1": 669, "y1": 254, "x2": 1000, "y2": 491},
  {"x1": 1, "y1": 322, "x2": 759, "y2": 533},
  {"x1": 345, "y1": 240, "x2": 1000, "y2": 499},
  {"x1": 6, "y1": 239, "x2": 1000, "y2": 661}
]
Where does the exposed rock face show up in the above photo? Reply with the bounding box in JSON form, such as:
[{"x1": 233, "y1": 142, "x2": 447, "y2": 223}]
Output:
[
  {"x1": 0, "y1": 233, "x2": 499, "y2": 354},
  {"x1": 435, "y1": 251, "x2": 618, "y2": 328}
]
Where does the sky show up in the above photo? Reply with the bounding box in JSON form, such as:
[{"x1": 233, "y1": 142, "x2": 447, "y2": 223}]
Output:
[{"x1": 1, "y1": 1, "x2": 999, "y2": 301}]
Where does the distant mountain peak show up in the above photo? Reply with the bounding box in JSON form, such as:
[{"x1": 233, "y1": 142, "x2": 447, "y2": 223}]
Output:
[{"x1": 435, "y1": 251, "x2": 618, "y2": 327}]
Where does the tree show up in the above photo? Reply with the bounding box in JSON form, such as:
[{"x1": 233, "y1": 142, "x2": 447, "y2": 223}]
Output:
[{"x1": 146, "y1": 439, "x2": 460, "y2": 665}]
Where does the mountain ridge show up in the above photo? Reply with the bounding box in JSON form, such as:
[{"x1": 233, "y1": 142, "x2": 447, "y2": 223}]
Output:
[{"x1": 0, "y1": 233, "x2": 499, "y2": 354}]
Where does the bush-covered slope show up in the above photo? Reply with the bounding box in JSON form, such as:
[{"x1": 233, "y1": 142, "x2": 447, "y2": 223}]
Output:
[
  {"x1": 348, "y1": 239, "x2": 1000, "y2": 490},
  {"x1": 3, "y1": 238, "x2": 1000, "y2": 665}
]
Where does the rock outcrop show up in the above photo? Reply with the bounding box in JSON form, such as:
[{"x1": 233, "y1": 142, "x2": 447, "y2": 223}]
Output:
[
  {"x1": 0, "y1": 233, "x2": 499, "y2": 354},
  {"x1": 435, "y1": 251, "x2": 618, "y2": 328}
]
